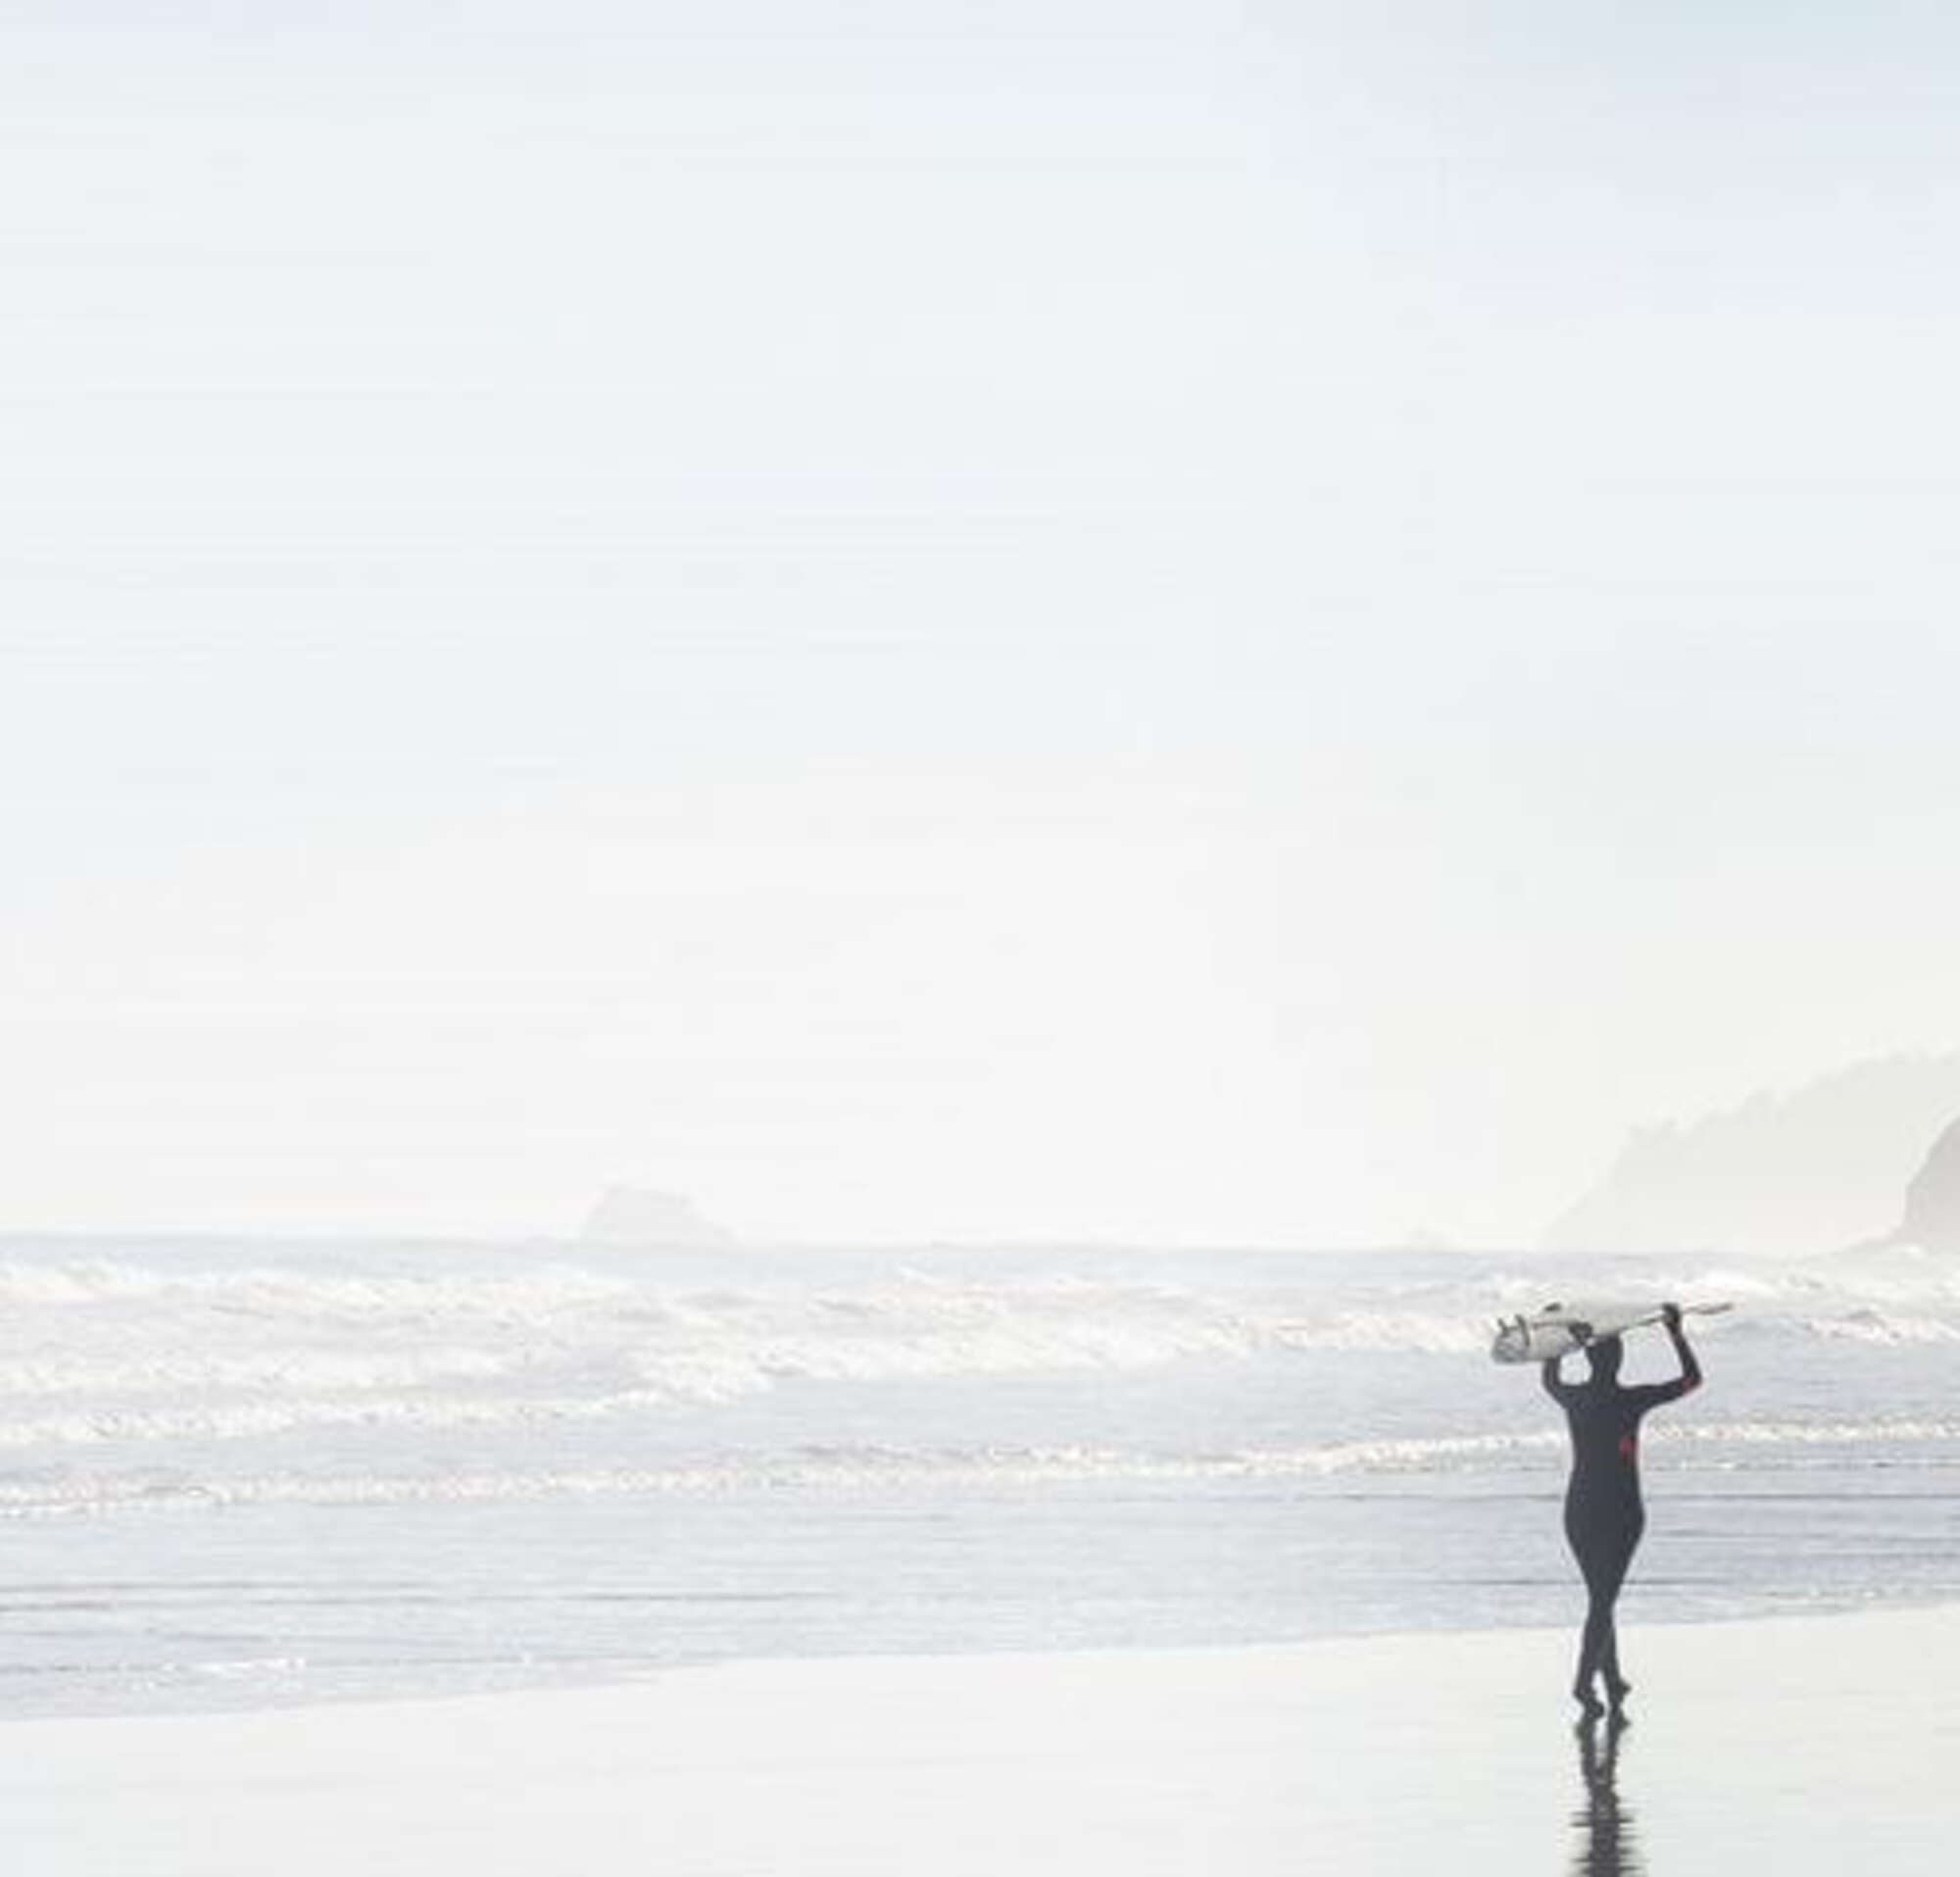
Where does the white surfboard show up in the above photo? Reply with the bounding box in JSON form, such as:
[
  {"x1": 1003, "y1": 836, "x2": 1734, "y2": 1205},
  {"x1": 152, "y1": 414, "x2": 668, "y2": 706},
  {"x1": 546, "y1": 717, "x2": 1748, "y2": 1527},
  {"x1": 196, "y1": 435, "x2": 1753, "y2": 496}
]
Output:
[{"x1": 1490, "y1": 1299, "x2": 1731, "y2": 1365}]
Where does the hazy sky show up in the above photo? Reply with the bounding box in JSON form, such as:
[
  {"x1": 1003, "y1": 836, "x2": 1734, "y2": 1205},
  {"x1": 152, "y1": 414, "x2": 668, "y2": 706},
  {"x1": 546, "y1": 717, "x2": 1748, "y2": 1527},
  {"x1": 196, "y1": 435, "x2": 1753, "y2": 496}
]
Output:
[{"x1": 5, "y1": 2, "x2": 1959, "y2": 1243}]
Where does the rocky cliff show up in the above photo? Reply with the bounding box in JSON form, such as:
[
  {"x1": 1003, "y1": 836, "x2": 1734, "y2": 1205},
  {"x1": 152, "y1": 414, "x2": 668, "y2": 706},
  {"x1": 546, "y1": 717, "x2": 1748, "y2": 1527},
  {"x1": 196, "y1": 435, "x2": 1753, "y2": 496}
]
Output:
[{"x1": 1896, "y1": 1119, "x2": 1960, "y2": 1253}]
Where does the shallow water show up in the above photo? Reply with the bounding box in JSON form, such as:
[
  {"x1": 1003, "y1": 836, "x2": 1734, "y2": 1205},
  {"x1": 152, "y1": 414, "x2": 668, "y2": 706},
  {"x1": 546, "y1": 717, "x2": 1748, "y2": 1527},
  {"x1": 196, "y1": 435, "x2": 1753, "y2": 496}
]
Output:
[{"x1": 3, "y1": 1235, "x2": 1958, "y2": 1716}]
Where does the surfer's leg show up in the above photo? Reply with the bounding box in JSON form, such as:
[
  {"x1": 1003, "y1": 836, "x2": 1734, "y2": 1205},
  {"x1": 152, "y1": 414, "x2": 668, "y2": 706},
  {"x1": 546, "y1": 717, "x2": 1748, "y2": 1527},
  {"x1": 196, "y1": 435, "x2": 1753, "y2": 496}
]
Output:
[
  {"x1": 1598, "y1": 1602, "x2": 1627, "y2": 1710},
  {"x1": 1600, "y1": 1518, "x2": 1642, "y2": 1709},
  {"x1": 1576, "y1": 1580, "x2": 1611, "y2": 1716},
  {"x1": 1575, "y1": 1513, "x2": 1639, "y2": 1712},
  {"x1": 1571, "y1": 1511, "x2": 1639, "y2": 1715},
  {"x1": 1573, "y1": 1651, "x2": 1605, "y2": 1717},
  {"x1": 1602, "y1": 1610, "x2": 1630, "y2": 1708},
  {"x1": 1566, "y1": 1519, "x2": 1609, "y2": 1715}
]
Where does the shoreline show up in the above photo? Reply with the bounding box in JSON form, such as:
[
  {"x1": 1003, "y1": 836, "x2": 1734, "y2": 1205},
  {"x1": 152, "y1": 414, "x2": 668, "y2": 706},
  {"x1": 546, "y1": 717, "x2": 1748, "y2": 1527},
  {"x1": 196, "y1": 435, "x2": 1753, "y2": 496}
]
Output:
[
  {"x1": 7, "y1": 1601, "x2": 1958, "y2": 1873},
  {"x1": 8, "y1": 1587, "x2": 1944, "y2": 1731}
]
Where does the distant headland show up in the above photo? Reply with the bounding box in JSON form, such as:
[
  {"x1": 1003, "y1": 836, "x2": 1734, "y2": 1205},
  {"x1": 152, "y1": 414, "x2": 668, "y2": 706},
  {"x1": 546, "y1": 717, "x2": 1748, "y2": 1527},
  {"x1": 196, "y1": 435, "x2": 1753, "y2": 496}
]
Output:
[{"x1": 1543, "y1": 1051, "x2": 1960, "y2": 1257}]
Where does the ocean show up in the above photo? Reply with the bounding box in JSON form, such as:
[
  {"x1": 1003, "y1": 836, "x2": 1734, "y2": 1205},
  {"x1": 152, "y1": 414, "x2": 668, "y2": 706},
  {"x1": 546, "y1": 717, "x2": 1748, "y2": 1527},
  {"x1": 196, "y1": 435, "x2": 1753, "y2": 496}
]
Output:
[{"x1": 4, "y1": 1235, "x2": 1958, "y2": 1718}]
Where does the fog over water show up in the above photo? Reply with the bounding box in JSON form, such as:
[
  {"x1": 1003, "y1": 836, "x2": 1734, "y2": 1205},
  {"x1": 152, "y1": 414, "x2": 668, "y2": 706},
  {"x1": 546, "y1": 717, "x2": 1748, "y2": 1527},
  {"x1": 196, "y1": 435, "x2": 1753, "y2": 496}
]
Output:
[{"x1": 6, "y1": 3, "x2": 1960, "y2": 1247}]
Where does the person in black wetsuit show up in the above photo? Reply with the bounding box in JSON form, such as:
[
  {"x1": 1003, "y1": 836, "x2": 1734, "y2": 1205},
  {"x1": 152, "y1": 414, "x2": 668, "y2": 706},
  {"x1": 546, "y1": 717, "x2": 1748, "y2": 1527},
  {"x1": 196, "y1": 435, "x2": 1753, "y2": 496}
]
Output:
[{"x1": 1543, "y1": 1304, "x2": 1701, "y2": 1718}]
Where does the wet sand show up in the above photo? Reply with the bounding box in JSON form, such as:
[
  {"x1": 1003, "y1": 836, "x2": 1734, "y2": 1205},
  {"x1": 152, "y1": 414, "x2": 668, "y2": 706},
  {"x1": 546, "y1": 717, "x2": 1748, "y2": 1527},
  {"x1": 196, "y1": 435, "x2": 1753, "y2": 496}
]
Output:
[{"x1": 6, "y1": 1604, "x2": 1959, "y2": 1873}]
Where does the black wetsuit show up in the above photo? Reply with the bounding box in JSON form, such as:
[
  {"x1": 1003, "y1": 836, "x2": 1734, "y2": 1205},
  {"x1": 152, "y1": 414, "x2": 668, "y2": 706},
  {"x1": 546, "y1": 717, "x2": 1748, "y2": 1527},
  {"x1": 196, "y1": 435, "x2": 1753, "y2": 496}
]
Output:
[{"x1": 1544, "y1": 1329, "x2": 1699, "y2": 1710}]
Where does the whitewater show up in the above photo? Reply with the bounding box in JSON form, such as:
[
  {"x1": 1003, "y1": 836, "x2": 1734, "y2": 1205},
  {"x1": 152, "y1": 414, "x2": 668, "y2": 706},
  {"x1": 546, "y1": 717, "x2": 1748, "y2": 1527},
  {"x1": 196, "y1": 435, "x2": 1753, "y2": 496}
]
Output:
[{"x1": 4, "y1": 1235, "x2": 1959, "y2": 1719}]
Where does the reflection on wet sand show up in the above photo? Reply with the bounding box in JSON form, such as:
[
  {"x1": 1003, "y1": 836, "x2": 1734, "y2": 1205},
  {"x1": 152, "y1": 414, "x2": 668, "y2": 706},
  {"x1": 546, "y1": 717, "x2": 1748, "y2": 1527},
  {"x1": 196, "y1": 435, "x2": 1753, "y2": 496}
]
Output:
[{"x1": 1571, "y1": 1713, "x2": 1643, "y2": 1876}]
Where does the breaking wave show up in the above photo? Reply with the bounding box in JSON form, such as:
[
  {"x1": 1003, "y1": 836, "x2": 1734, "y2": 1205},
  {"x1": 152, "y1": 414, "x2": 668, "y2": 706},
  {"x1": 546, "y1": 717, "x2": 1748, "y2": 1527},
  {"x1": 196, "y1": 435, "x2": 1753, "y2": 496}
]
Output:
[
  {"x1": 0, "y1": 1252, "x2": 1506, "y2": 1447},
  {"x1": 5, "y1": 1240, "x2": 1960, "y2": 1494}
]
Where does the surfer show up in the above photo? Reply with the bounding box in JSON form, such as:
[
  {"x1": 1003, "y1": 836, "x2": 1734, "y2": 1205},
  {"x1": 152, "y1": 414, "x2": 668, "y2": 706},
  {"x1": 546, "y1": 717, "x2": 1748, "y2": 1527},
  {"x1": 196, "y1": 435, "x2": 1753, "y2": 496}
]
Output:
[{"x1": 1542, "y1": 1303, "x2": 1701, "y2": 1719}]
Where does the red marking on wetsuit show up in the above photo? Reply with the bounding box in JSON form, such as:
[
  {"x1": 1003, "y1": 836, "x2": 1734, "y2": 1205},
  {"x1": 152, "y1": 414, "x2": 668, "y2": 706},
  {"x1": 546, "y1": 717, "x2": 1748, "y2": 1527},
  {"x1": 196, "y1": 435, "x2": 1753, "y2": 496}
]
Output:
[{"x1": 1618, "y1": 1434, "x2": 1638, "y2": 1462}]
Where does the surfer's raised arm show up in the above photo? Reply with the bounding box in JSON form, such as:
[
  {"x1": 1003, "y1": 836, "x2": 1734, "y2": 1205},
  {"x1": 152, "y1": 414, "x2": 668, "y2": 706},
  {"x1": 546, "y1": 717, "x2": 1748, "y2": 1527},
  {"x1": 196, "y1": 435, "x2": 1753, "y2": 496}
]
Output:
[
  {"x1": 1540, "y1": 1353, "x2": 1576, "y2": 1404},
  {"x1": 1662, "y1": 1301, "x2": 1702, "y2": 1395},
  {"x1": 1626, "y1": 1302, "x2": 1702, "y2": 1408}
]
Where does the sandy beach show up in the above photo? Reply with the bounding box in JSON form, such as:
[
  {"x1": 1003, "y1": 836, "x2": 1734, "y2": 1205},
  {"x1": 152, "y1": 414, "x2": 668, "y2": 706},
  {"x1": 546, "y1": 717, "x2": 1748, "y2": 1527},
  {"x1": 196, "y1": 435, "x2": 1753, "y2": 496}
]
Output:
[{"x1": 8, "y1": 1603, "x2": 1959, "y2": 1874}]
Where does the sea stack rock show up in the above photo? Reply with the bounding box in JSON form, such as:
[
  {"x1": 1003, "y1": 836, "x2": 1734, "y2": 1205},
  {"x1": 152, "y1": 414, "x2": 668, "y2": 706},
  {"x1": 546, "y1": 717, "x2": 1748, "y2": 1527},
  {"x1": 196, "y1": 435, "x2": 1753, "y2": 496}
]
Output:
[
  {"x1": 579, "y1": 1186, "x2": 736, "y2": 1249},
  {"x1": 1898, "y1": 1119, "x2": 1960, "y2": 1253}
]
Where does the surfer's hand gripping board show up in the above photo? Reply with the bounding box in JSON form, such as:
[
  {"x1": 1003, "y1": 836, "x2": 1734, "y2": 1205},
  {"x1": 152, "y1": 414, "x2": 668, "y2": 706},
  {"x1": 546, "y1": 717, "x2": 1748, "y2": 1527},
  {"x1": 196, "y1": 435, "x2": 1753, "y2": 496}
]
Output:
[{"x1": 1490, "y1": 1300, "x2": 1731, "y2": 1365}]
